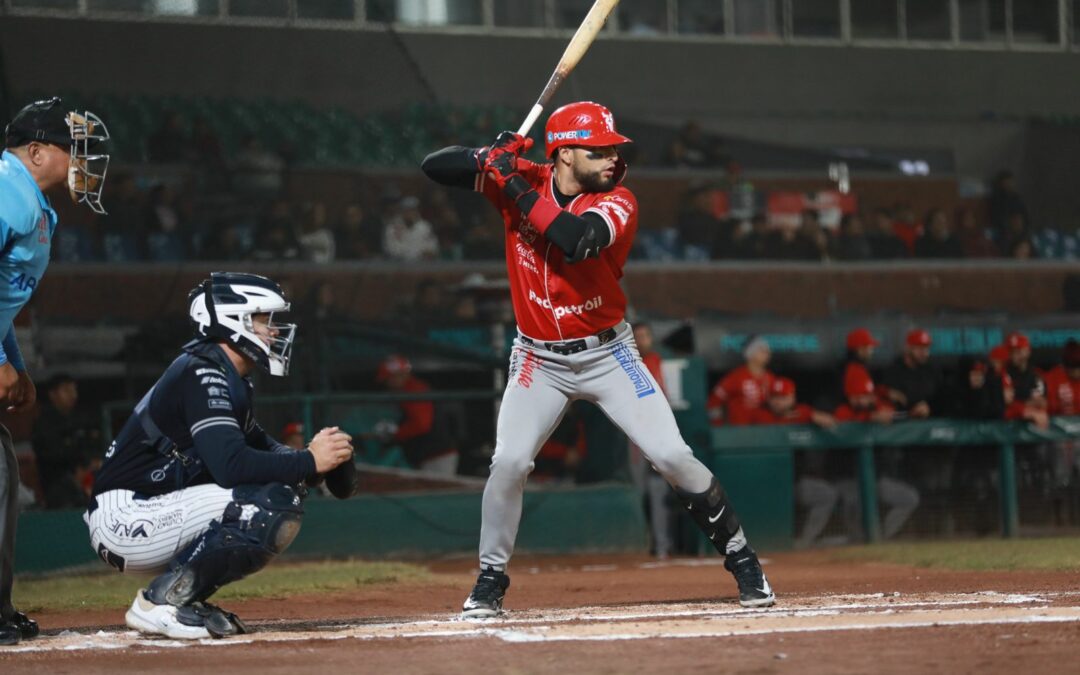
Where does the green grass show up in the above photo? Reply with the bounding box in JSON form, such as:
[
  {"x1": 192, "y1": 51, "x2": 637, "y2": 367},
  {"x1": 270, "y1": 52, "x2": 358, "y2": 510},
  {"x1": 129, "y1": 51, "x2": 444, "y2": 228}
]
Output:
[
  {"x1": 15, "y1": 559, "x2": 432, "y2": 613},
  {"x1": 831, "y1": 537, "x2": 1080, "y2": 571}
]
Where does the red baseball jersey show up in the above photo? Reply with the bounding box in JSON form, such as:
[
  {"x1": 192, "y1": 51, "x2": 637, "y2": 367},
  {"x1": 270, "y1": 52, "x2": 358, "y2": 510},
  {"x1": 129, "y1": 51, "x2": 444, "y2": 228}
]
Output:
[
  {"x1": 478, "y1": 160, "x2": 637, "y2": 341},
  {"x1": 392, "y1": 376, "x2": 435, "y2": 443},
  {"x1": 706, "y1": 366, "x2": 774, "y2": 426},
  {"x1": 1043, "y1": 365, "x2": 1080, "y2": 416}
]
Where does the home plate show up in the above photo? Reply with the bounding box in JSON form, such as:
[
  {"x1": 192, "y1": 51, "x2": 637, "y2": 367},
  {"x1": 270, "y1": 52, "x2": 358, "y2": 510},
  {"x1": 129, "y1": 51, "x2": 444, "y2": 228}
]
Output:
[{"x1": 8, "y1": 592, "x2": 1080, "y2": 652}]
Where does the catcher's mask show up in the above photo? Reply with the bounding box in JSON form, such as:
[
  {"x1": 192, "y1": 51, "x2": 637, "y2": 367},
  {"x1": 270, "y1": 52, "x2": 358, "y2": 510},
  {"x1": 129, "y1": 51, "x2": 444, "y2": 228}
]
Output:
[
  {"x1": 4, "y1": 96, "x2": 111, "y2": 214},
  {"x1": 188, "y1": 272, "x2": 297, "y2": 376}
]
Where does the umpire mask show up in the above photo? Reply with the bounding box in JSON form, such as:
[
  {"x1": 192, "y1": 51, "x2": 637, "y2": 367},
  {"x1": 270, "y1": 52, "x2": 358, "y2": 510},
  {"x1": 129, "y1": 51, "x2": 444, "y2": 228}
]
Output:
[{"x1": 4, "y1": 97, "x2": 110, "y2": 213}]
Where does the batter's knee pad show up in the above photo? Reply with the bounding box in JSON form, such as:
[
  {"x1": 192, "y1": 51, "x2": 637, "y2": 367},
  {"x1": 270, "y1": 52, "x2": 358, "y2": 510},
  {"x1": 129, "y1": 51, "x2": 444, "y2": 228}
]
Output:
[
  {"x1": 673, "y1": 477, "x2": 743, "y2": 555},
  {"x1": 147, "y1": 483, "x2": 304, "y2": 606}
]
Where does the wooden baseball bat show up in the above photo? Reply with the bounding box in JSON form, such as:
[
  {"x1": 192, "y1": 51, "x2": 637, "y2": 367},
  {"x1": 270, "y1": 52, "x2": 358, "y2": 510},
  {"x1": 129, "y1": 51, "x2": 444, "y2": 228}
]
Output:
[{"x1": 516, "y1": 0, "x2": 621, "y2": 137}]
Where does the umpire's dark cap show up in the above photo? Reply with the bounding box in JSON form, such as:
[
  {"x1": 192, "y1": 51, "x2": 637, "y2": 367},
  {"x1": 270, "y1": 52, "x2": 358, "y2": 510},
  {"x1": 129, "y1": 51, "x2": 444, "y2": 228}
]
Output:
[{"x1": 4, "y1": 97, "x2": 72, "y2": 148}]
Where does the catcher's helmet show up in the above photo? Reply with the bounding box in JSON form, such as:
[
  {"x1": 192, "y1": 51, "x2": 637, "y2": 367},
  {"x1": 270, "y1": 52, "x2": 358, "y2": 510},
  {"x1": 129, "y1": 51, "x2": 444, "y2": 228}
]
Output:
[
  {"x1": 188, "y1": 272, "x2": 297, "y2": 376},
  {"x1": 4, "y1": 96, "x2": 111, "y2": 214},
  {"x1": 544, "y1": 101, "x2": 632, "y2": 157}
]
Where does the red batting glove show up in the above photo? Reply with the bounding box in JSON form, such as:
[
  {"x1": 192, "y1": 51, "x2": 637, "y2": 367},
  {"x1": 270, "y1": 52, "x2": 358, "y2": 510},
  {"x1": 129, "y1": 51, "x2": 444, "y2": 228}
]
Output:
[
  {"x1": 484, "y1": 146, "x2": 521, "y2": 188},
  {"x1": 490, "y1": 131, "x2": 534, "y2": 156}
]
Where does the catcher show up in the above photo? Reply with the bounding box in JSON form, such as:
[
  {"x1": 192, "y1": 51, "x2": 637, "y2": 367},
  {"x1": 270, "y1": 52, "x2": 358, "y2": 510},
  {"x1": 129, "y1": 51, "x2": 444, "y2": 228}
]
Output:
[{"x1": 86, "y1": 273, "x2": 358, "y2": 639}]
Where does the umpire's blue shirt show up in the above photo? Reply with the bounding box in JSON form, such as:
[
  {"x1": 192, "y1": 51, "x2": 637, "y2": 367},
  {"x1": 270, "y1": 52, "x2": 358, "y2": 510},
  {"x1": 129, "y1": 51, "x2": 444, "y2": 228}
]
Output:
[{"x1": 0, "y1": 149, "x2": 57, "y2": 370}]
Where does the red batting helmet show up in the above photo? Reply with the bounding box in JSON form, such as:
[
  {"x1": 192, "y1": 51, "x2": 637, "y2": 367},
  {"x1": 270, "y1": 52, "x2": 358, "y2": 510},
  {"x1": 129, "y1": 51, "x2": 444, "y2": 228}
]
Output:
[{"x1": 545, "y1": 101, "x2": 633, "y2": 157}]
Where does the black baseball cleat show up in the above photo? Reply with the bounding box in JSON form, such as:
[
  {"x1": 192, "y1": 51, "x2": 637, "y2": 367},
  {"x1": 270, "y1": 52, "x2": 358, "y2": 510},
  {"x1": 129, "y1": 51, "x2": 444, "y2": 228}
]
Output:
[
  {"x1": 0, "y1": 610, "x2": 38, "y2": 645},
  {"x1": 462, "y1": 566, "x2": 510, "y2": 618},
  {"x1": 183, "y1": 602, "x2": 249, "y2": 639},
  {"x1": 11, "y1": 611, "x2": 39, "y2": 639},
  {"x1": 724, "y1": 546, "x2": 775, "y2": 608},
  {"x1": 0, "y1": 622, "x2": 18, "y2": 646}
]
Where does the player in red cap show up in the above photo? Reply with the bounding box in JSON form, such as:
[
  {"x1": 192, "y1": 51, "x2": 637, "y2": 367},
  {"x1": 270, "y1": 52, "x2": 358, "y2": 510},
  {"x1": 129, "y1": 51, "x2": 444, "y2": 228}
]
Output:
[
  {"x1": 281, "y1": 422, "x2": 305, "y2": 450},
  {"x1": 1004, "y1": 331, "x2": 1042, "y2": 401},
  {"x1": 838, "y1": 328, "x2": 892, "y2": 422},
  {"x1": 752, "y1": 377, "x2": 835, "y2": 427},
  {"x1": 1001, "y1": 331, "x2": 1049, "y2": 427},
  {"x1": 834, "y1": 365, "x2": 895, "y2": 423},
  {"x1": 422, "y1": 102, "x2": 774, "y2": 616},
  {"x1": 374, "y1": 355, "x2": 460, "y2": 475},
  {"x1": 880, "y1": 328, "x2": 941, "y2": 419},
  {"x1": 707, "y1": 337, "x2": 774, "y2": 426},
  {"x1": 1044, "y1": 340, "x2": 1080, "y2": 416},
  {"x1": 833, "y1": 342, "x2": 919, "y2": 539}
]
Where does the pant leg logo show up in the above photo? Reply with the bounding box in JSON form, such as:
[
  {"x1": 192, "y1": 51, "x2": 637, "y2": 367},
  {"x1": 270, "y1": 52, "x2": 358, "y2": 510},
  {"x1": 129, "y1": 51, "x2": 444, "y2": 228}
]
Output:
[
  {"x1": 609, "y1": 343, "x2": 656, "y2": 398},
  {"x1": 516, "y1": 350, "x2": 541, "y2": 388},
  {"x1": 109, "y1": 518, "x2": 154, "y2": 538}
]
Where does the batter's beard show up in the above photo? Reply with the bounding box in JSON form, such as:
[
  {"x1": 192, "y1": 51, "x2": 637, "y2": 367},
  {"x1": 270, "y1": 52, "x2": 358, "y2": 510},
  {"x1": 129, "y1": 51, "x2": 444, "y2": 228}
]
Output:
[{"x1": 573, "y1": 165, "x2": 616, "y2": 193}]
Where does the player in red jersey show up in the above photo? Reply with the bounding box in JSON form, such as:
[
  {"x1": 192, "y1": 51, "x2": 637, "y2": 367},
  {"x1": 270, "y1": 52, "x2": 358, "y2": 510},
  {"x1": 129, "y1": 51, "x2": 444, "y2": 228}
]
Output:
[
  {"x1": 422, "y1": 102, "x2": 774, "y2": 616},
  {"x1": 1044, "y1": 340, "x2": 1080, "y2": 416},
  {"x1": 752, "y1": 377, "x2": 836, "y2": 427},
  {"x1": 708, "y1": 337, "x2": 774, "y2": 426}
]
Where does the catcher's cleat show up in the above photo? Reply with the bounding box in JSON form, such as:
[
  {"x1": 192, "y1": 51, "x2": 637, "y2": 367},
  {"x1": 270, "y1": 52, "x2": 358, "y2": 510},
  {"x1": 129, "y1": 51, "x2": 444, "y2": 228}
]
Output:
[
  {"x1": 125, "y1": 589, "x2": 211, "y2": 640},
  {"x1": 462, "y1": 567, "x2": 510, "y2": 618},
  {"x1": 724, "y1": 546, "x2": 775, "y2": 608},
  {"x1": 185, "y1": 602, "x2": 250, "y2": 639}
]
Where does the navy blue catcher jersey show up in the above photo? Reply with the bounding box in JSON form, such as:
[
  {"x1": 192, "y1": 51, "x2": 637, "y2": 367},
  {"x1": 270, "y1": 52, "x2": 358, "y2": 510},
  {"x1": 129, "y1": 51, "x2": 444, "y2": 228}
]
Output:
[{"x1": 93, "y1": 339, "x2": 316, "y2": 498}]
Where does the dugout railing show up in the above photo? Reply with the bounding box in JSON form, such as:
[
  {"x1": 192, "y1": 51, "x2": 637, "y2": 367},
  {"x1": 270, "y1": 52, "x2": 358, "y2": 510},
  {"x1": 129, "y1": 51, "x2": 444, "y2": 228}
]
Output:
[
  {"x1": 99, "y1": 392, "x2": 1080, "y2": 547},
  {"x1": 710, "y1": 417, "x2": 1080, "y2": 547}
]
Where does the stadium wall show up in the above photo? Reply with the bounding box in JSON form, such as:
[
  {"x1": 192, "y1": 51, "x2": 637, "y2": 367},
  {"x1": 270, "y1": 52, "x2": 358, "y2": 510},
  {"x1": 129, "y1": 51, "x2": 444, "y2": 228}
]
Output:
[
  {"x1": 1, "y1": 16, "x2": 1076, "y2": 180},
  {"x1": 31, "y1": 262, "x2": 1078, "y2": 323}
]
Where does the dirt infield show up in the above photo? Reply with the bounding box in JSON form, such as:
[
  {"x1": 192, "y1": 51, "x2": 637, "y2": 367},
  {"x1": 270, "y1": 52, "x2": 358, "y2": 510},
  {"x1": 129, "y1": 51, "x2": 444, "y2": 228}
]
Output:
[{"x1": 4, "y1": 550, "x2": 1080, "y2": 674}]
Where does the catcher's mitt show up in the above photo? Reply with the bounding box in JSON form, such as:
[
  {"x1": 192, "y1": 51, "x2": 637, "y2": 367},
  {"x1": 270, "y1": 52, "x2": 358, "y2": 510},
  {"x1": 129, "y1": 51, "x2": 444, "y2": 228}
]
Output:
[{"x1": 324, "y1": 457, "x2": 360, "y2": 499}]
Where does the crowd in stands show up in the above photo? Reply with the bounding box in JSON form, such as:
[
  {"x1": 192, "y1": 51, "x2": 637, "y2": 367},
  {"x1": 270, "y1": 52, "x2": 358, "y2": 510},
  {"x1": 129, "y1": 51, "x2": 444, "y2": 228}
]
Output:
[
  {"x1": 641, "y1": 169, "x2": 1076, "y2": 262},
  {"x1": 42, "y1": 104, "x2": 1076, "y2": 264}
]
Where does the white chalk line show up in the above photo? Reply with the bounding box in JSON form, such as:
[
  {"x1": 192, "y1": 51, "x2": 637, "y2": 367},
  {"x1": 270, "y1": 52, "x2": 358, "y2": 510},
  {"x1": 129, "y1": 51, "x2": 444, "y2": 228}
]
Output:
[{"x1": 5, "y1": 592, "x2": 1080, "y2": 654}]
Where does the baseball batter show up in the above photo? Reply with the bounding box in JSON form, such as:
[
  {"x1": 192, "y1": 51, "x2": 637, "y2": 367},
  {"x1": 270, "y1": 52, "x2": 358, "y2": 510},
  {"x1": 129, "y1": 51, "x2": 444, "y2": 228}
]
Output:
[{"x1": 422, "y1": 101, "x2": 774, "y2": 617}]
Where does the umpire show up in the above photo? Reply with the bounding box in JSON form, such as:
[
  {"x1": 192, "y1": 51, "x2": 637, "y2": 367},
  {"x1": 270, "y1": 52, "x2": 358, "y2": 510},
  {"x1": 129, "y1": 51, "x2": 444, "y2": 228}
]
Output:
[{"x1": 1, "y1": 97, "x2": 110, "y2": 645}]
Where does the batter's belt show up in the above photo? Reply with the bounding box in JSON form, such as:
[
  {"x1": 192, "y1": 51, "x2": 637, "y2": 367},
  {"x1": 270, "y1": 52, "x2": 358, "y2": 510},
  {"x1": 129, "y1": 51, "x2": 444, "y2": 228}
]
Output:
[{"x1": 518, "y1": 323, "x2": 620, "y2": 355}]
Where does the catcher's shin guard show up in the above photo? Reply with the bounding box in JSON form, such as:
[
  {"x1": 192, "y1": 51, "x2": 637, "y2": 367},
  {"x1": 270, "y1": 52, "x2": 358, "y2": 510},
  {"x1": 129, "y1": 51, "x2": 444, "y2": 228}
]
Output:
[
  {"x1": 147, "y1": 483, "x2": 304, "y2": 607},
  {"x1": 674, "y1": 477, "x2": 745, "y2": 555}
]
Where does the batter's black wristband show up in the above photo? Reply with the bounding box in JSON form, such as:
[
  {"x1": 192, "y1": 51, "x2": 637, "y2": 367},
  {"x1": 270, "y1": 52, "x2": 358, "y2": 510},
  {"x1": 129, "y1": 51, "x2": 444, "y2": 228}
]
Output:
[{"x1": 503, "y1": 174, "x2": 536, "y2": 210}]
